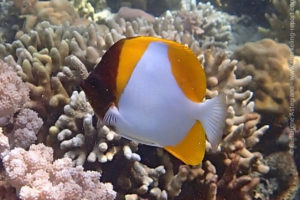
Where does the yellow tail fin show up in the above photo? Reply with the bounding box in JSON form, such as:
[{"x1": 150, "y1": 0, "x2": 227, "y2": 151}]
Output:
[{"x1": 164, "y1": 121, "x2": 206, "y2": 165}]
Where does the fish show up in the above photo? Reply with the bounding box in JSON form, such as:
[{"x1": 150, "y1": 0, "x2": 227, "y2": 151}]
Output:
[{"x1": 80, "y1": 36, "x2": 227, "y2": 165}]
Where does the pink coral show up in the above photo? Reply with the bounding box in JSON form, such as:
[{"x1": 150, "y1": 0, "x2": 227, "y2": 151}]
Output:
[
  {"x1": 0, "y1": 128, "x2": 10, "y2": 159},
  {"x1": 11, "y1": 108, "x2": 43, "y2": 149},
  {"x1": 2, "y1": 143, "x2": 116, "y2": 200},
  {"x1": 0, "y1": 60, "x2": 29, "y2": 125}
]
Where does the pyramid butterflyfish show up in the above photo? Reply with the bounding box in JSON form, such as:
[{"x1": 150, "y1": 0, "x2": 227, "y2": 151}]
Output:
[{"x1": 81, "y1": 36, "x2": 227, "y2": 165}]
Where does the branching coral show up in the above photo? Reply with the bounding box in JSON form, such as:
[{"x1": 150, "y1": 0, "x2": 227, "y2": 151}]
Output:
[
  {"x1": 258, "y1": 0, "x2": 300, "y2": 54},
  {"x1": 0, "y1": 21, "x2": 102, "y2": 144},
  {"x1": 107, "y1": 2, "x2": 236, "y2": 49},
  {"x1": 49, "y1": 90, "x2": 141, "y2": 166},
  {"x1": 234, "y1": 39, "x2": 300, "y2": 121}
]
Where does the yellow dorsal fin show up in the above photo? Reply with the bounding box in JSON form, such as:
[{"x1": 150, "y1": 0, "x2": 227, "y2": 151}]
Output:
[
  {"x1": 116, "y1": 36, "x2": 206, "y2": 103},
  {"x1": 164, "y1": 121, "x2": 206, "y2": 165},
  {"x1": 167, "y1": 42, "x2": 206, "y2": 103}
]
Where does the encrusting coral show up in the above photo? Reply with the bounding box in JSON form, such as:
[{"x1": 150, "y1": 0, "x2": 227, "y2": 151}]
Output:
[
  {"x1": 258, "y1": 0, "x2": 300, "y2": 55},
  {"x1": 234, "y1": 39, "x2": 300, "y2": 122}
]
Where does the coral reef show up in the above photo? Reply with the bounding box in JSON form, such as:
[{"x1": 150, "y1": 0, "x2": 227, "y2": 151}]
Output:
[
  {"x1": 234, "y1": 39, "x2": 300, "y2": 122},
  {"x1": 48, "y1": 47, "x2": 269, "y2": 199},
  {"x1": 0, "y1": 1, "x2": 278, "y2": 199},
  {"x1": 0, "y1": 1, "x2": 238, "y2": 144},
  {"x1": 234, "y1": 39, "x2": 300, "y2": 200},
  {"x1": 0, "y1": 21, "x2": 92, "y2": 144},
  {"x1": 107, "y1": 2, "x2": 237, "y2": 49},
  {"x1": 0, "y1": 131, "x2": 116, "y2": 200},
  {"x1": 258, "y1": 0, "x2": 300, "y2": 55}
]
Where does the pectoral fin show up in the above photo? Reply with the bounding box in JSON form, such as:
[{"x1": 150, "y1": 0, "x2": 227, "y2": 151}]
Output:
[
  {"x1": 103, "y1": 106, "x2": 121, "y2": 127},
  {"x1": 164, "y1": 121, "x2": 206, "y2": 165}
]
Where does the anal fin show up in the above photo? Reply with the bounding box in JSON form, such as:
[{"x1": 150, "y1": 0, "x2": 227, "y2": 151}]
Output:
[{"x1": 164, "y1": 121, "x2": 206, "y2": 165}]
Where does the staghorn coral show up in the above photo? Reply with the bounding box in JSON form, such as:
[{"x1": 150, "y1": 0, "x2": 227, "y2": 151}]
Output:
[
  {"x1": 0, "y1": 60, "x2": 30, "y2": 126},
  {"x1": 258, "y1": 0, "x2": 300, "y2": 55},
  {"x1": 0, "y1": 132, "x2": 116, "y2": 200},
  {"x1": 234, "y1": 39, "x2": 300, "y2": 122}
]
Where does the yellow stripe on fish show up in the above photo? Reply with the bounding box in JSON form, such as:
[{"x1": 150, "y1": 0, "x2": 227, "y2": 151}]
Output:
[{"x1": 81, "y1": 36, "x2": 227, "y2": 165}]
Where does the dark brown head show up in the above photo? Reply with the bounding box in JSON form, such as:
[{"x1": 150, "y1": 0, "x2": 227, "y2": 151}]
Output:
[
  {"x1": 80, "y1": 39, "x2": 126, "y2": 119},
  {"x1": 80, "y1": 73, "x2": 115, "y2": 119}
]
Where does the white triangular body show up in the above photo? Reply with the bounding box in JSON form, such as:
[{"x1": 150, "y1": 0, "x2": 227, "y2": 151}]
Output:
[{"x1": 115, "y1": 42, "x2": 197, "y2": 147}]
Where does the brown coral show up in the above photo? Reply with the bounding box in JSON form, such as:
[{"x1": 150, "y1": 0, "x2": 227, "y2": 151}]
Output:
[{"x1": 234, "y1": 39, "x2": 300, "y2": 121}]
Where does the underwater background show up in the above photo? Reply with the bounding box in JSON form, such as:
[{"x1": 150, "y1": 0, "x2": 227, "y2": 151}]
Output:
[{"x1": 0, "y1": 0, "x2": 299, "y2": 199}]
